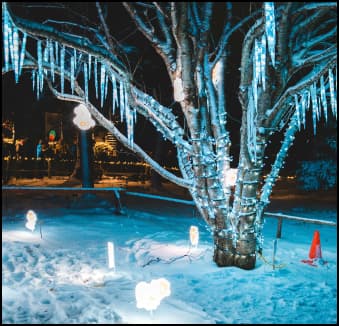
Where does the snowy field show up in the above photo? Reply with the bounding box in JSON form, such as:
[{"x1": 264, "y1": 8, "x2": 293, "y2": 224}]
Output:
[{"x1": 2, "y1": 194, "x2": 337, "y2": 324}]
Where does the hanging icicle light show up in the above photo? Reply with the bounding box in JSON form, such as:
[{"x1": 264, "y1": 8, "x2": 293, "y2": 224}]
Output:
[
  {"x1": 18, "y1": 32, "x2": 27, "y2": 77},
  {"x1": 247, "y1": 87, "x2": 257, "y2": 163},
  {"x1": 84, "y1": 62, "x2": 88, "y2": 102},
  {"x1": 328, "y1": 68, "x2": 337, "y2": 119},
  {"x1": 100, "y1": 63, "x2": 106, "y2": 107},
  {"x1": 94, "y1": 57, "x2": 99, "y2": 99},
  {"x1": 60, "y1": 45, "x2": 65, "y2": 94},
  {"x1": 3, "y1": 6, "x2": 10, "y2": 72},
  {"x1": 264, "y1": 2, "x2": 276, "y2": 67},
  {"x1": 48, "y1": 38, "x2": 55, "y2": 82},
  {"x1": 320, "y1": 75, "x2": 328, "y2": 123},
  {"x1": 112, "y1": 73, "x2": 118, "y2": 114}
]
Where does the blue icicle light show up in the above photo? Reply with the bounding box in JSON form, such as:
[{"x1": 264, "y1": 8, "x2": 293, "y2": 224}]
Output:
[{"x1": 264, "y1": 2, "x2": 276, "y2": 67}]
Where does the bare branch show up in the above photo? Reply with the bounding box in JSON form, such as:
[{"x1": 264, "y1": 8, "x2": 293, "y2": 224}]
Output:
[
  {"x1": 5, "y1": 55, "x2": 192, "y2": 189},
  {"x1": 153, "y1": 2, "x2": 168, "y2": 18},
  {"x1": 257, "y1": 111, "x2": 300, "y2": 227},
  {"x1": 131, "y1": 87, "x2": 192, "y2": 152},
  {"x1": 292, "y1": 26, "x2": 337, "y2": 67},
  {"x1": 7, "y1": 5, "x2": 128, "y2": 78},
  {"x1": 123, "y1": 2, "x2": 176, "y2": 74},
  {"x1": 238, "y1": 19, "x2": 264, "y2": 105},
  {"x1": 293, "y1": 2, "x2": 337, "y2": 15},
  {"x1": 265, "y1": 57, "x2": 337, "y2": 129},
  {"x1": 212, "y1": 8, "x2": 261, "y2": 68},
  {"x1": 296, "y1": 45, "x2": 337, "y2": 67},
  {"x1": 95, "y1": 3, "x2": 122, "y2": 59}
]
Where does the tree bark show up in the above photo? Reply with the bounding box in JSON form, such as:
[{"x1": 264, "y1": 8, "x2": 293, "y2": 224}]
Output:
[{"x1": 213, "y1": 231, "x2": 256, "y2": 270}]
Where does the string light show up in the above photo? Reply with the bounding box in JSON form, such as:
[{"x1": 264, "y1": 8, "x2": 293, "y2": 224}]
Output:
[{"x1": 2, "y1": 3, "x2": 337, "y2": 267}]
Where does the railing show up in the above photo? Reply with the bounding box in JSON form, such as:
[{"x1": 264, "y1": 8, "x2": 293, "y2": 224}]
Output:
[
  {"x1": 264, "y1": 212, "x2": 337, "y2": 238},
  {"x1": 2, "y1": 159, "x2": 336, "y2": 239},
  {"x1": 123, "y1": 192, "x2": 337, "y2": 238}
]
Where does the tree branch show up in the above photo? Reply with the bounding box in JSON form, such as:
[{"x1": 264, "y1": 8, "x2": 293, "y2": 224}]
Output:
[
  {"x1": 6, "y1": 4, "x2": 128, "y2": 78},
  {"x1": 62, "y1": 92, "x2": 192, "y2": 188},
  {"x1": 123, "y1": 2, "x2": 176, "y2": 74},
  {"x1": 291, "y1": 27, "x2": 337, "y2": 67},
  {"x1": 239, "y1": 19, "x2": 264, "y2": 94},
  {"x1": 265, "y1": 57, "x2": 337, "y2": 129},
  {"x1": 22, "y1": 62, "x2": 193, "y2": 188},
  {"x1": 131, "y1": 87, "x2": 192, "y2": 152},
  {"x1": 212, "y1": 8, "x2": 261, "y2": 68},
  {"x1": 257, "y1": 111, "x2": 299, "y2": 213},
  {"x1": 95, "y1": 2, "x2": 130, "y2": 70}
]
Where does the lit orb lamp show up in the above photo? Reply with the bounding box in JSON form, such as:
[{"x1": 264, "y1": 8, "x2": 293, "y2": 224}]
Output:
[
  {"x1": 135, "y1": 278, "x2": 171, "y2": 313},
  {"x1": 189, "y1": 226, "x2": 199, "y2": 248},
  {"x1": 25, "y1": 210, "x2": 37, "y2": 231},
  {"x1": 73, "y1": 103, "x2": 95, "y2": 130},
  {"x1": 224, "y1": 167, "x2": 238, "y2": 187}
]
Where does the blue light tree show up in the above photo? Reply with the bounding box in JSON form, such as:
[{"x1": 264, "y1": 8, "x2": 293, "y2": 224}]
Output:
[{"x1": 2, "y1": 2, "x2": 337, "y2": 269}]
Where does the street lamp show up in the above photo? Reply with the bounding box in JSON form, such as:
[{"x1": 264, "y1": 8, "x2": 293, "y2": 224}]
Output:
[
  {"x1": 73, "y1": 104, "x2": 95, "y2": 131},
  {"x1": 73, "y1": 104, "x2": 95, "y2": 188}
]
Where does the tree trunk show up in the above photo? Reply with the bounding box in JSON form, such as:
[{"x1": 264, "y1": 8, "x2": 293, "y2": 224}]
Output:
[
  {"x1": 213, "y1": 229, "x2": 256, "y2": 270},
  {"x1": 187, "y1": 144, "x2": 263, "y2": 270}
]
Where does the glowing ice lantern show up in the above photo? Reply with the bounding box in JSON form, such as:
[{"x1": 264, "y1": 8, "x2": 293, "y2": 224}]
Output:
[
  {"x1": 189, "y1": 226, "x2": 199, "y2": 248},
  {"x1": 25, "y1": 210, "x2": 37, "y2": 231},
  {"x1": 135, "y1": 278, "x2": 171, "y2": 313},
  {"x1": 73, "y1": 103, "x2": 95, "y2": 130},
  {"x1": 107, "y1": 241, "x2": 115, "y2": 270}
]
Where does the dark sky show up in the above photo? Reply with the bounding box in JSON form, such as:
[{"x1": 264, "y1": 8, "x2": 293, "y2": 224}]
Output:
[
  {"x1": 3, "y1": 2, "x2": 244, "y2": 160},
  {"x1": 3, "y1": 2, "x2": 173, "y2": 154},
  {"x1": 2, "y1": 2, "x2": 337, "y2": 173}
]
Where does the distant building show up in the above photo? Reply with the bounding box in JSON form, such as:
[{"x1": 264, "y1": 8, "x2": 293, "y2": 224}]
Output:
[{"x1": 2, "y1": 119, "x2": 15, "y2": 144}]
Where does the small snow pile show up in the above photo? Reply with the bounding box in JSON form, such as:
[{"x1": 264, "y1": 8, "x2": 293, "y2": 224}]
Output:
[{"x1": 135, "y1": 278, "x2": 171, "y2": 311}]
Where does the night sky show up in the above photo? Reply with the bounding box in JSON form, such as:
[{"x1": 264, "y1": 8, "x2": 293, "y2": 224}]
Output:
[{"x1": 2, "y1": 2, "x2": 337, "y2": 174}]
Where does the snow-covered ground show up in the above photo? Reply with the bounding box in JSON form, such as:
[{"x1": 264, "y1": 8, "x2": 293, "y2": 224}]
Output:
[{"x1": 2, "y1": 191, "x2": 337, "y2": 324}]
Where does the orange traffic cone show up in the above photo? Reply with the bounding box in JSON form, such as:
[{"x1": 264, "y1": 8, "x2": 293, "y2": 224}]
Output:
[
  {"x1": 308, "y1": 230, "x2": 322, "y2": 259},
  {"x1": 301, "y1": 230, "x2": 327, "y2": 267}
]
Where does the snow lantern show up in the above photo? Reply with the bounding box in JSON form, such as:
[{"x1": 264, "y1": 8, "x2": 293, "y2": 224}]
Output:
[
  {"x1": 25, "y1": 210, "x2": 37, "y2": 231},
  {"x1": 135, "y1": 278, "x2": 171, "y2": 312},
  {"x1": 189, "y1": 225, "x2": 199, "y2": 247}
]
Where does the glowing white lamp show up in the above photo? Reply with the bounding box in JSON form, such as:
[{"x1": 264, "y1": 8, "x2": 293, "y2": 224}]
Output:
[
  {"x1": 73, "y1": 103, "x2": 95, "y2": 130},
  {"x1": 173, "y1": 77, "x2": 185, "y2": 102},
  {"x1": 189, "y1": 225, "x2": 199, "y2": 248},
  {"x1": 135, "y1": 278, "x2": 171, "y2": 312},
  {"x1": 107, "y1": 241, "x2": 115, "y2": 270},
  {"x1": 224, "y1": 168, "x2": 238, "y2": 186},
  {"x1": 25, "y1": 210, "x2": 37, "y2": 231}
]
